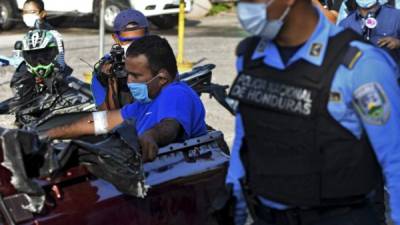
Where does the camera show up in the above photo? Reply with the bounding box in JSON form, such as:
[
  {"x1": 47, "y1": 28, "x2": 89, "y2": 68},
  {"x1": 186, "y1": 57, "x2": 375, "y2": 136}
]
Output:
[{"x1": 109, "y1": 44, "x2": 127, "y2": 79}]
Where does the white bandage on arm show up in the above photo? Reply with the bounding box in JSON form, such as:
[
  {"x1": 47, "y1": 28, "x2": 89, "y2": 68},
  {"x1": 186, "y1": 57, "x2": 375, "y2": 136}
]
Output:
[{"x1": 92, "y1": 111, "x2": 109, "y2": 135}]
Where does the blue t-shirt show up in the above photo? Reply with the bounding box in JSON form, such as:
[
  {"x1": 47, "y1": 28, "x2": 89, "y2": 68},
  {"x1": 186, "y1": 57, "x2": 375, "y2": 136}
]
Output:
[
  {"x1": 120, "y1": 81, "x2": 207, "y2": 139},
  {"x1": 91, "y1": 75, "x2": 106, "y2": 106}
]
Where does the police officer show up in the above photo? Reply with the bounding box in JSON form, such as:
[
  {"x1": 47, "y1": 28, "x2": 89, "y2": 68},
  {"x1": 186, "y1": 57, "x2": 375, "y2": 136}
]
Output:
[
  {"x1": 339, "y1": 0, "x2": 400, "y2": 61},
  {"x1": 91, "y1": 9, "x2": 149, "y2": 110},
  {"x1": 336, "y1": 0, "x2": 400, "y2": 24},
  {"x1": 226, "y1": 0, "x2": 400, "y2": 225}
]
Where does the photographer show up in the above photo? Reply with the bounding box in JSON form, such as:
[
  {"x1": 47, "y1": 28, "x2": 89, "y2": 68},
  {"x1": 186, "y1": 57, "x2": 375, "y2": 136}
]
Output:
[
  {"x1": 91, "y1": 9, "x2": 149, "y2": 110},
  {"x1": 339, "y1": 0, "x2": 400, "y2": 62}
]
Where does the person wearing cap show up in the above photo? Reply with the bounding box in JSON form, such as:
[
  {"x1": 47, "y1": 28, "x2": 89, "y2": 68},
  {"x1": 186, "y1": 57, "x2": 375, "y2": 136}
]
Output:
[
  {"x1": 91, "y1": 9, "x2": 149, "y2": 110},
  {"x1": 336, "y1": 0, "x2": 400, "y2": 24},
  {"x1": 224, "y1": 0, "x2": 400, "y2": 225},
  {"x1": 42, "y1": 35, "x2": 207, "y2": 163},
  {"x1": 339, "y1": 0, "x2": 400, "y2": 62}
]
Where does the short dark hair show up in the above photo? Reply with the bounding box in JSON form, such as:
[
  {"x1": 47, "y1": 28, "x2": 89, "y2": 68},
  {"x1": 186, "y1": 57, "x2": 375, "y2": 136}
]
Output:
[
  {"x1": 126, "y1": 35, "x2": 177, "y2": 79},
  {"x1": 24, "y1": 0, "x2": 45, "y2": 12}
]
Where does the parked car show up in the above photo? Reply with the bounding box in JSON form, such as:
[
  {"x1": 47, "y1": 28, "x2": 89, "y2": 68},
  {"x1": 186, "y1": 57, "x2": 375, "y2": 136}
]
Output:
[
  {"x1": 0, "y1": 0, "x2": 192, "y2": 31},
  {"x1": 0, "y1": 126, "x2": 229, "y2": 225}
]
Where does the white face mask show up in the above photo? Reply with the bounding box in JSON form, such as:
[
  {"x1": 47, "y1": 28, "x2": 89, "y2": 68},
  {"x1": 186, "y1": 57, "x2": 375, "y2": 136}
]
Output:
[
  {"x1": 237, "y1": 1, "x2": 291, "y2": 40},
  {"x1": 23, "y1": 14, "x2": 40, "y2": 28}
]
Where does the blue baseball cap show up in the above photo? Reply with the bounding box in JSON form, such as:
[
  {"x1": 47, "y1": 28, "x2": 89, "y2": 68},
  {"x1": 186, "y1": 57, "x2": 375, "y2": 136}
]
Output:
[{"x1": 113, "y1": 9, "x2": 149, "y2": 33}]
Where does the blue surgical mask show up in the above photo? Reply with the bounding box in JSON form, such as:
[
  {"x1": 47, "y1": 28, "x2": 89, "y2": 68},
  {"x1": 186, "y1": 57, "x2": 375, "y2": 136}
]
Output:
[
  {"x1": 127, "y1": 75, "x2": 159, "y2": 103},
  {"x1": 356, "y1": 0, "x2": 379, "y2": 8},
  {"x1": 237, "y1": 1, "x2": 291, "y2": 40}
]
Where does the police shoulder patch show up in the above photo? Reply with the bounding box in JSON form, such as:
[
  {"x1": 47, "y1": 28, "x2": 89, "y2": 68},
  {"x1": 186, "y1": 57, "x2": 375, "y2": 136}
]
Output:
[{"x1": 353, "y1": 83, "x2": 390, "y2": 125}]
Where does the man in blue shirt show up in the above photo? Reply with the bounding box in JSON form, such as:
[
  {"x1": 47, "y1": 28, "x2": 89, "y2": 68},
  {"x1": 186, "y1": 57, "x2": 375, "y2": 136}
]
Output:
[
  {"x1": 91, "y1": 9, "x2": 149, "y2": 110},
  {"x1": 339, "y1": 0, "x2": 400, "y2": 61},
  {"x1": 45, "y1": 35, "x2": 207, "y2": 162},
  {"x1": 226, "y1": 0, "x2": 400, "y2": 225}
]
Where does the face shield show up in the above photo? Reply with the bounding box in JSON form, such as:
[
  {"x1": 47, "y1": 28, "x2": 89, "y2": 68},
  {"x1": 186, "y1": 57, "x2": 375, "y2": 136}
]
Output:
[{"x1": 23, "y1": 47, "x2": 58, "y2": 78}]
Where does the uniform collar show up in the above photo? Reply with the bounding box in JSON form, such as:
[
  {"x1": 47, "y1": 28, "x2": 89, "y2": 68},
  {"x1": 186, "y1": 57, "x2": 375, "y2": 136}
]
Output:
[{"x1": 251, "y1": 8, "x2": 333, "y2": 69}]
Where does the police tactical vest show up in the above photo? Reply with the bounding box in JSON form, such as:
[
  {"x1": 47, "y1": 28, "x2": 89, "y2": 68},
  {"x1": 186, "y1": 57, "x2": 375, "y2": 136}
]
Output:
[{"x1": 229, "y1": 30, "x2": 381, "y2": 207}]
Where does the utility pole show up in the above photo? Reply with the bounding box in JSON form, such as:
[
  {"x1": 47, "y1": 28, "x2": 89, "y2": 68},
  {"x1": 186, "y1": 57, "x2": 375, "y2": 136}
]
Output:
[
  {"x1": 99, "y1": 0, "x2": 106, "y2": 58},
  {"x1": 177, "y1": 0, "x2": 193, "y2": 72}
]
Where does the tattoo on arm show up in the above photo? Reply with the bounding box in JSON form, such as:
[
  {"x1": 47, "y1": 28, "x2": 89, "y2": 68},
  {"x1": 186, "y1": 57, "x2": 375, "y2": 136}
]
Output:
[{"x1": 143, "y1": 119, "x2": 183, "y2": 146}]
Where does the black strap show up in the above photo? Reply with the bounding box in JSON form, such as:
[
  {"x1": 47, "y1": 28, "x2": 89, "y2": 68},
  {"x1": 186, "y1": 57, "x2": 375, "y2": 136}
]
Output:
[
  {"x1": 316, "y1": 29, "x2": 364, "y2": 116},
  {"x1": 323, "y1": 29, "x2": 362, "y2": 73},
  {"x1": 341, "y1": 46, "x2": 363, "y2": 69},
  {"x1": 252, "y1": 201, "x2": 368, "y2": 225},
  {"x1": 240, "y1": 36, "x2": 262, "y2": 70}
]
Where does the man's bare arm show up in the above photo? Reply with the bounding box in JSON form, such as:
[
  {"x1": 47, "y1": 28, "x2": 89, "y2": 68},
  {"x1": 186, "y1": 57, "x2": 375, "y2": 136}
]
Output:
[
  {"x1": 139, "y1": 119, "x2": 183, "y2": 161},
  {"x1": 145, "y1": 119, "x2": 183, "y2": 146},
  {"x1": 46, "y1": 110, "x2": 124, "y2": 139}
]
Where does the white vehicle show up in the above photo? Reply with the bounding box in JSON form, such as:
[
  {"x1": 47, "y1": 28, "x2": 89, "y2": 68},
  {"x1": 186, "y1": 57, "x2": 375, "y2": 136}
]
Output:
[{"x1": 0, "y1": 0, "x2": 191, "y2": 31}]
